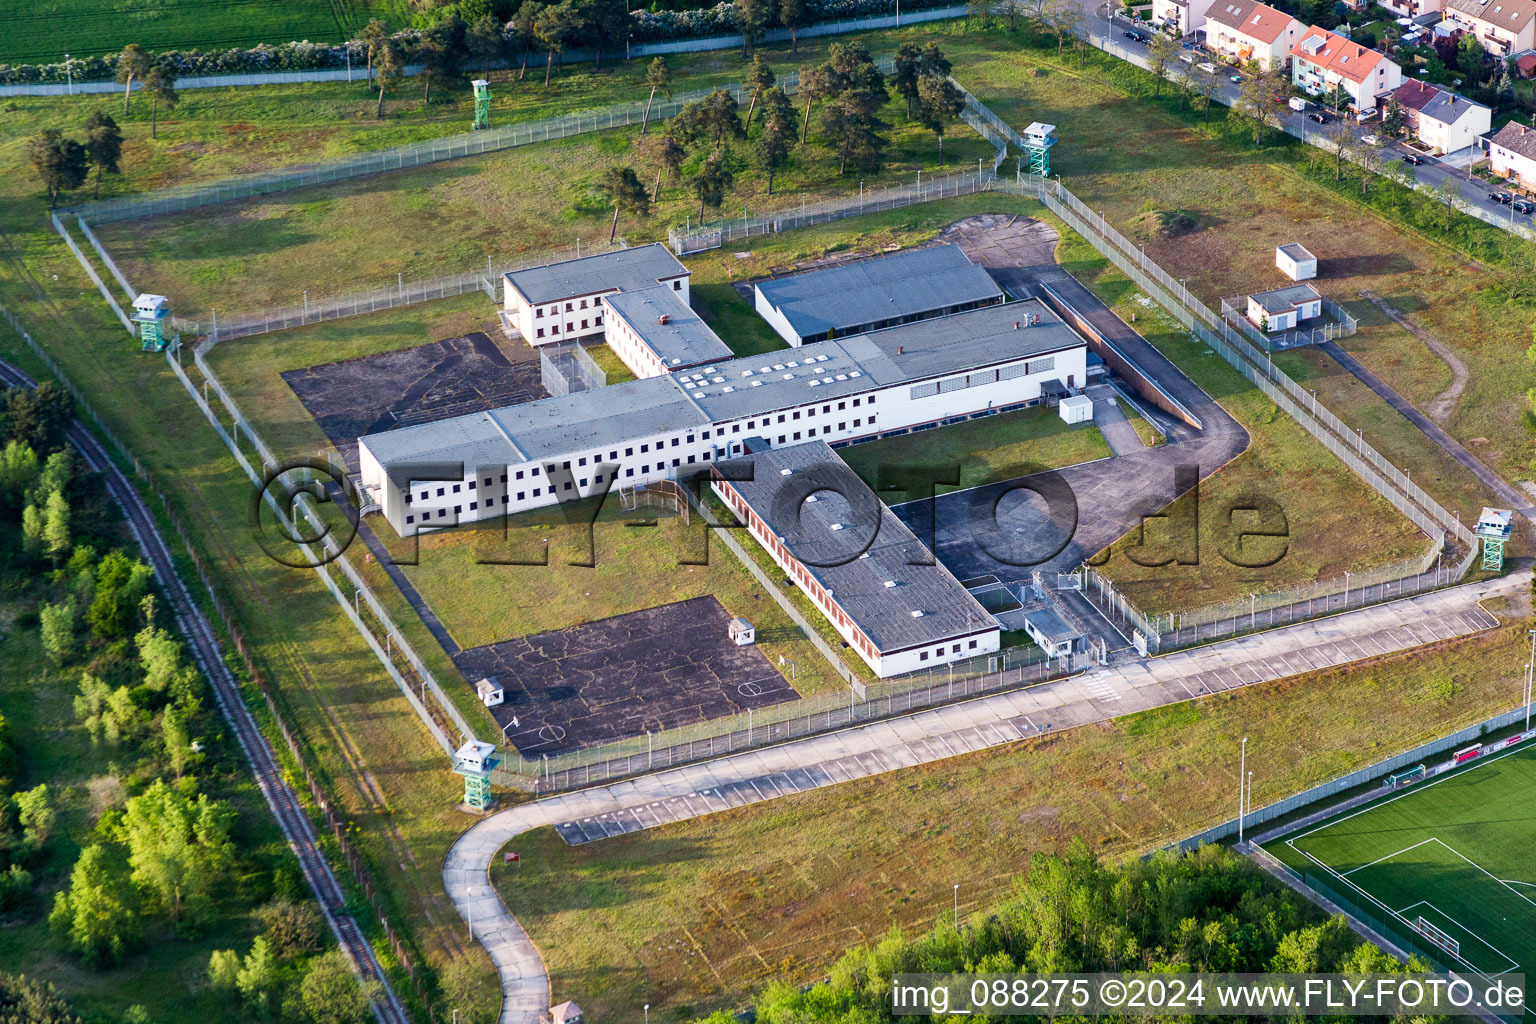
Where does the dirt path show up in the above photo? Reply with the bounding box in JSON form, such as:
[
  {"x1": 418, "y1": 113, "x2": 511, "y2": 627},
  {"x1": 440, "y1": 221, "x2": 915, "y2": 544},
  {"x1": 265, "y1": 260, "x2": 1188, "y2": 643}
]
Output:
[{"x1": 1357, "y1": 289, "x2": 1469, "y2": 425}]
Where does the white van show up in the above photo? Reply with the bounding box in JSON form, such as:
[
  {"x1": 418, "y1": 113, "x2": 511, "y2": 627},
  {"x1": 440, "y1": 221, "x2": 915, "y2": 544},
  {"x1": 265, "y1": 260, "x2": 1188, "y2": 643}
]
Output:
[
  {"x1": 1288, "y1": 96, "x2": 1307, "y2": 112},
  {"x1": 1196, "y1": 60, "x2": 1218, "y2": 73},
  {"x1": 1178, "y1": 52, "x2": 1196, "y2": 64}
]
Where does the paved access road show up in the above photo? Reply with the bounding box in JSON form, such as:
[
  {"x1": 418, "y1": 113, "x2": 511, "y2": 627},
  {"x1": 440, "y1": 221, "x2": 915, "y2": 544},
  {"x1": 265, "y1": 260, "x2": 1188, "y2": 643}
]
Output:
[{"x1": 444, "y1": 567, "x2": 1522, "y2": 1024}]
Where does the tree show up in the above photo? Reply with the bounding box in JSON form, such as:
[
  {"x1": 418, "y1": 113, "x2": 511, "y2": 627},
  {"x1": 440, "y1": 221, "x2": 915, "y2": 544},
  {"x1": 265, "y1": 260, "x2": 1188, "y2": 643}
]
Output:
[
  {"x1": 583, "y1": 0, "x2": 629, "y2": 70},
  {"x1": 1236, "y1": 71, "x2": 1278, "y2": 145},
  {"x1": 0, "y1": 971, "x2": 82, "y2": 1022},
  {"x1": 87, "y1": 551, "x2": 153, "y2": 640},
  {"x1": 780, "y1": 0, "x2": 811, "y2": 54},
  {"x1": 122, "y1": 780, "x2": 235, "y2": 926},
  {"x1": 208, "y1": 949, "x2": 242, "y2": 992},
  {"x1": 1327, "y1": 117, "x2": 1356, "y2": 180},
  {"x1": 235, "y1": 936, "x2": 280, "y2": 1013},
  {"x1": 798, "y1": 63, "x2": 836, "y2": 144},
  {"x1": 300, "y1": 950, "x2": 377, "y2": 1024},
  {"x1": 0, "y1": 439, "x2": 39, "y2": 508},
  {"x1": 143, "y1": 66, "x2": 177, "y2": 139},
  {"x1": 1045, "y1": 0, "x2": 1083, "y2": 58},
  {"x1": 753, "y1": 86, "x2": 797, "y2": 194},
  {"x1": 743, "y1": 53, "x2": 776, "y2": 130},
  {"x1": 1458, "y1": 33, "x2": 1486, "y2": 86},
  {"x1": 1357, "y1": 139, "x2": 1385, "y2": 195},
  {"x1": 43, "y1": 488, "x2": 70, "y2": 563},
  {"x1": 116, "y1": 44, "x2": 151, "y2": 116},
  {"x1": 675, "y1": 89, "x2": 745, "y2": 154},
  {"x1": 254, "y1": 897, "x2": 322, "y2": 960},
  {"x1": 1382, "y1": 94, "x2": 1408, "y2": 139},
  {"x1": 600, "y1": 166, "x2": 650, "y2": 242},
  {"x1": 4, "y1": 381, "x2": 73, "y2": 453},
  {"x1": 1148, "y1": 34, "x2": 1179, "y2": 97},
  {"x1": 534, "y1": 2, "x2": 581, "y2": 86},
  {"x1": 646, "y1": 125, "x2": 686, "y2": 199},
  {"x1": 892, "y1": 43, "x2": 924, "y2": 118},
  {"x1": 21, "y1": 502, "x2": 44, "y2": 558},
  {"x1": 28, "y1": 131, "x2": 88, "y2": 210},
  {"x1": 692, "y1": 152, "x2": 734, "y2": 221},
  {"x1": 640, "y1": 57, "x2": 671, "y2": 136},
  {"x1": 735, "y1": 0, "x2": 775, "y2": 57},
  {"x1": 915, "y1": 74, "x2": 965, "y2": 165},
  {"x1": 968, "y1": 0, "x2": 997, "y2": 28},
  {"x1": 40, "y1": 599, "x2": 76, "y2": 667},
  {"x1": 419, "y1": 16, "x2": 468, "y2": 102},
  {"x1": 374, "y1": 39, "x2": 403, "y2": 118},
  {"x1": 360, "y1": 19, "x2": 389, "y2": 83},
  {"x1": 468, "y1": 14, "x2": 506, "y2": 73},
  {"x1": 16, "y1": 784, "x2": 55, "y2": 849},
  {"x1": 82, "y1": 111, "x2": 123, "y2": 199},
  {"x1": 162, "y1": 706, "x2": 198, "y2": 778},
  {"x1": 49, "y1": 844, "x2": 141, "y2": 966}
]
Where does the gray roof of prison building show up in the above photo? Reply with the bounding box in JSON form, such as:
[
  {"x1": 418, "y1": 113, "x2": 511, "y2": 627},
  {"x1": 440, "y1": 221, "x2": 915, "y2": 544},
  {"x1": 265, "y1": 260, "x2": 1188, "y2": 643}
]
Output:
[
  {"x1": 1277, "y1": 242, "x2": 1315, "y2": 262},
  {"x1": 753, "y1": 244, "x2": 1004, "y2": 339},
  {"x1": 503, "y1": 243, "x2": 687, "y2": 304},
  {"x1": 604, "y1": 285, "x2": 733, "y2": 370},
  {"x1": 362, "y1": 299, "x2": 1086, "y2": 480},
  {"x1": 1248, "y1": 282, "x2": 1322, "y2": 315},
  {"x1": 719, "y1": 440, "x2": 997, "y2": 654}
]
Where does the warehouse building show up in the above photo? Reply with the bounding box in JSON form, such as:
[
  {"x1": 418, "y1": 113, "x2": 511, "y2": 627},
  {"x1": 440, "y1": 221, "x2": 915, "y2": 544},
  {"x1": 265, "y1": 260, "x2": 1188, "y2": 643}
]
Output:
[
  {"x1": 713, "y1": 440, "x2": 1000, "y2": 677},
  {"x1": 753, "y1": 244, "x2": 1004, "y2": 347},
  {"x1": 358, "y1": 299, "x2": 1089, "y2": 537}
]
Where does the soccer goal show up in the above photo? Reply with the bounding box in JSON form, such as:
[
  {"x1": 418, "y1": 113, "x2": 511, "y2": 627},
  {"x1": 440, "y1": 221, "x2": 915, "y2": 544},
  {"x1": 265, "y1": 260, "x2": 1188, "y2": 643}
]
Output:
[
  {"x1": 1413, "y1": 916, "x2": 1461, "y2": 957},
  {"x1": 1384, "y1": 764, "x2": 1427, "y2": 789}
]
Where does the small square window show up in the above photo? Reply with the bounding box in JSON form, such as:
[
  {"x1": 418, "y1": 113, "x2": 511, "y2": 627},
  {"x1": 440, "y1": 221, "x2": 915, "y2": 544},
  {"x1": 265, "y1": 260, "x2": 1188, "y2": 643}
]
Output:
[
  {"x1": 517, "y1": 491, "x2": 526, "y2": 500},
  {"x1": 469, "y1": 501, "x2": 477, "y2": 510},
  {"x1": 641, "y1": 444, "x2": 649, "y2": 453},
  {"x1": 579, "y1": 478, "x2": 588, "y2": 487},
  {"x1": 452, "y1": 484, "x2": 461, "y2": 494},
  {"x1": 436, "y1": 487, "x2": 445, "y2": 497},
  {"x1": 625, "y1": 447, "x2": 634, "y2": 456},
  {"x1": 563, "y1": 481, "x2": 573, "y2": 491},
  {"x1": 673, "y1": 280, "x2": 682, "y2": 290},
  {"x1": 626, "y1": 468, "x2": 635, "y2": 477},
  {"x1": 686, "y1": 434, "x2": 695, "y2": 443},
  {"x1": 406, "y1": 515, "x2": 415, "y2": 524},
  {"x1": 516, "y1": 470, "x2": 525, "y2": 480},
  {"x1": 578, "y1": 457, "x2": 587, "y2": 467},
  {"x1": 454, "y1": 505, "x2": 462, "y2": 514},
  {"x1": 438, "y1": 509, "x2": 446, "y2": 518},
  {"x1": 468, "y1": 480, "x2": 476, "y2": 490},
  {"x1": 671, "y1": 437, "x2": 680, "y2": 447},
  {"x1": 969, "y1": 639, "x2": 978, "y2": 649},
  {"x1": 536, "y1": 328, "x2": 545, "y2": 338},
  {"x1": 533, "y1": 487, "x2": 541, "y2": 497},
  {"x1": 483, "y1": 477, "x2": 492, "y2": 487},
  {"x1": 920, "y1": 651, "x2": 930, "y2": 662}
]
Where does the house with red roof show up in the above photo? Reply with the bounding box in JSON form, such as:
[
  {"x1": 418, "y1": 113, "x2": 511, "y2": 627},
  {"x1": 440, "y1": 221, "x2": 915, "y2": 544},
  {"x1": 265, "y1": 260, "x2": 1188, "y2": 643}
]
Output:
[
  {"x1": 1289, "y1": 26, "x2": 1402, "y2": 115},
  {"x1": 1390, "y1": 80, "x2": 1491, "y2": 154},
  {"x1": 1205, "y1": 0, "x2": 1306, "y2": 68}
]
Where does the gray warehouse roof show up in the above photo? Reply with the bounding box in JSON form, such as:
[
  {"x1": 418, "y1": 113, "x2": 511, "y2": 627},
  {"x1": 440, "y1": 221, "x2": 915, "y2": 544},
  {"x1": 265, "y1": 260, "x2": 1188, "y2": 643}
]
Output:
[
  {"x1": 718, "y1": 441, "x2": 996, "y2": 655},
  {"x1": 1249, "y1": 282, "x2": 1321, "y2": 315},
  {"x1": 503, "y1": 243, "x2": 687, "y2": 304},
  {"x1": 604, "y1": 285, "x2": 733, "y2": 371},
  {"x1": 362, "y1": 300, "x2": 1086, "y2": 480},
  {"x1": 753, "y1": 244, "x2": 1003, "y2": 340}
]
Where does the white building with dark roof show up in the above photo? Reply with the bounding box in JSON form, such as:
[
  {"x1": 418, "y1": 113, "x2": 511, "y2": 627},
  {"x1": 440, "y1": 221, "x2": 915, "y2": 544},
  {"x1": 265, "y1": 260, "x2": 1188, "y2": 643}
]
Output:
[
  {"x1": 752, "y1": 244, "x2": 1004, "y2": 347},
  {"x1": 358, "y1": 300, "x2": 1089, "y2": 537},
  {"x1": 600, "y1": 286, "x2": 732, "y2": 377},
  {"x1": 1246, "y1": 283, "x2": 1322, "y2": 332},
  {"x1": 502, "y1": 243, "x2": 689, "y2": 347},
  {"x1": 713, "y1": 440, "x2": 1000, "y2": 677},
  {"x1": 1487, "y1": 120, "x2": 1536, "y2": 187}
]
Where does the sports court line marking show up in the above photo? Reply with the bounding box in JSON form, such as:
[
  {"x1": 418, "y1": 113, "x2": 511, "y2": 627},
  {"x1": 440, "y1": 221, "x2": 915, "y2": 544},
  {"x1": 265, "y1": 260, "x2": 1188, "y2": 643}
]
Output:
[
  {"x1": 1394, "y1": 898, "x2": 1521, "y2": 976},
  {"x1": 1342, "y1": 837, "x2": 1439, "y2": 877}
]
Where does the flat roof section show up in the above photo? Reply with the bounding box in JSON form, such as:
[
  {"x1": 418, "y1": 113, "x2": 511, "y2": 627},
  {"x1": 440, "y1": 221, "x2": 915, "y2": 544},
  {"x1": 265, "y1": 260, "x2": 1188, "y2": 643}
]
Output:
[
  {"x1": 604, "y1": 285, "x2": 733, "y2": 371},
  {"x1": 719, "y1": 440, "x2": 996, "y2": 655},
  {"x1": 754, "y1": 244, "x2": 1004, "y2": 340},
  {"x1": 1248, "y1": 282, "x2": 1321, "y2": 315},
  {"x1": 1277, "y1": 242, "x2": 1315, "y2": 261},
  {"x1": 503, "y1": 242, "x2": 688, "y2": 305}
]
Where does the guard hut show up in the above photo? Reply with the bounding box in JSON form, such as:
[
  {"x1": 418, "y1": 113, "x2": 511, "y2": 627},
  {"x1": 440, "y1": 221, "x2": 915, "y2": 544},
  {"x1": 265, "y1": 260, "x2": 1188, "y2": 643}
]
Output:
[
  {"x1": 728, "y1": 617, "x2": 756, "y2": 645},
  {"x1": 472, "y1": 79, "x2": 490, "y2": 131},
  {"x1": 452, "y1": 740, "x2": 499, "y2": 812},
  {"x1": 1475, "y1": 507, "x2": 1513, "y2": 572},
  {"x1": 475, "y1": 677, "x2": 505, "y2": 708},
  {"x1": 132, "y1": 293, "x2": 170, "y2": 353},
  {"x1": 1022, "y1": 122, "x2": 1058, "y2": 178},
  {"x1": 1058, "y1": 393, "x2": 1094, "y2": 425}
]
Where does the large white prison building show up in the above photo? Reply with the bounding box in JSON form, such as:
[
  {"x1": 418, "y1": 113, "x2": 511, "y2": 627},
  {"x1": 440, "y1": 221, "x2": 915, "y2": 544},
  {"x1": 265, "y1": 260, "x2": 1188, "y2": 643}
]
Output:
[
  {"x1": 714, "y1": 440, "x2": 1000, "y2": 677},
  {"x1": 358, "y1": 299, "x2": 1089, "y2": 537}
]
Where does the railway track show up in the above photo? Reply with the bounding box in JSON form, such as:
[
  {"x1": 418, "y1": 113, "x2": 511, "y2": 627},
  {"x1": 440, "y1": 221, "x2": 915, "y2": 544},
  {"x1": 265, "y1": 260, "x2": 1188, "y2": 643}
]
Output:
[{"x1": 0, "y1": 357, "x2": 413, "y2": 1024}]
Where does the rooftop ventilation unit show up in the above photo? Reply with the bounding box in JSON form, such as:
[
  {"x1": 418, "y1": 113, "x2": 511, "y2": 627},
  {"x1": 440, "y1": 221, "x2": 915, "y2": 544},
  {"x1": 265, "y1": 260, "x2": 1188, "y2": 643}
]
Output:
[
  {"x1": 883, "y1": 580, "x2": 898, "y2": 588},
  {"x1": 779, "y1": 468, "x2": 793, "y2": 476},
  {"x1": 829, "y1": 523, "x2": 844, "y2": 531},
  {"x1": 910, "y1": 610, "x2": 925, "y2": 618}
]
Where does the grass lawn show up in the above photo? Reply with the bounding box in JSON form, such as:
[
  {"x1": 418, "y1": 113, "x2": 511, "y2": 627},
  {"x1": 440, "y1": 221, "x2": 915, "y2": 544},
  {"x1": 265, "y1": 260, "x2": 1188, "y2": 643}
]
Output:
[
  {"x1": 96, "y1": 96, "x2": 992, "y2": 318},
  {"x1": 1117, "y1": 393, "x2": 1166, "y2": 448},
  {"x1": 837, "y1": 404, "x2": 1114, "y2": 500},
  {"x1": 1268, "y1": 744, "x2": 1536, "y2": 982},
  {"x1": 494, "y1": 588, "x2": 1534, "y2": 1021},
  {"x1": 0, "y1": 0, "x2": 388, "y2": 63}
]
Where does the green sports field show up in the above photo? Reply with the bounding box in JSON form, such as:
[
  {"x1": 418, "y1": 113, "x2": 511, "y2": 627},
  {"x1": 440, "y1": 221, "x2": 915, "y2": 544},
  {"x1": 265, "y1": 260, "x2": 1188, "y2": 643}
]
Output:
[{"x1": 1269, "y1": 741, "x2": 1536, "y2": 992}]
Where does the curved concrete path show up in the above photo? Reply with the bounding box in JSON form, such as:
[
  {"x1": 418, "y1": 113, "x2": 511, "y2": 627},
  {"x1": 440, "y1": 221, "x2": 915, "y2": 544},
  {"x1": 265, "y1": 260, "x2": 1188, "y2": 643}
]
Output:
[{"x1": 443, "y1": 568, "x2": 1524, "y2": 1024}]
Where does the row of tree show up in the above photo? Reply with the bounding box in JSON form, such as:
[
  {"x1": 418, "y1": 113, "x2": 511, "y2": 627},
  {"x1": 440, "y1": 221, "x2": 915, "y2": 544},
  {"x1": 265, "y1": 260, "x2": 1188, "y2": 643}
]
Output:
[{"x1": 689, "y1": 841, "x2": 1434, "y2": 1023}]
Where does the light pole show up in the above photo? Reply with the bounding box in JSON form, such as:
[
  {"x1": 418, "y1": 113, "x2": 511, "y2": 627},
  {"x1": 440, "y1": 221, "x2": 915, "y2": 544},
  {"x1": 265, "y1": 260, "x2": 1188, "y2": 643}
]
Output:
[
  {"x1": 953, "y1": 883, "x2": 960, "y2": 928},
  {"x1": 645, "y1": 1005, "x2": 650, "y2": 1024},
  {"x1": 65, "y1": 53, "x2": 72, "y2": 95},
  {"x1": 1343, "y1": 570, "x2": 1352, "y2": 606},
  {"x1": 1238, "y1": 736, "x2": 1248, "y2": 843}
]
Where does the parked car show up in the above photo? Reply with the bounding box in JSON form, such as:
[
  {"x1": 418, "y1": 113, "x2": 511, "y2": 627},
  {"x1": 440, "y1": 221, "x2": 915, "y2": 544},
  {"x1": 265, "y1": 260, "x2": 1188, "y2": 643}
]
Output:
[
  {"x1": 1361, "y1": 133, "x2": 1381, "y2": 146},
  {"x1": 1309, "y1": 111, "x2": 1330, "y2": 123},
  {"x1": 1513, "y1": 198, "x2": 1535, "y2": 214},
  {"x1": 1123, "y1": 29, "x2": 1149, "y2": 41},
  {"x1": 1178, "y1": 52, "x2": 1196, "y2": 64},
  {"x1": 1402, "y1": 153, "x2": 1425, "y2": 165},
  {"x1": 1489, "y1": 190, "x2": 1513, "y2": 204},
  {"x1": 1196, "y1": 60, "x2": 1217, "y2": 72},
  {"x1": 1288, "y1": 96, "x2": 1308, "y2": 112}
]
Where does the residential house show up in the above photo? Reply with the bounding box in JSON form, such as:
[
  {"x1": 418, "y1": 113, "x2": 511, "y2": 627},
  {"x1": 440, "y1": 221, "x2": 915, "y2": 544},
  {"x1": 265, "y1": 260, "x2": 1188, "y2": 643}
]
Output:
[
  {"x1": 1289, "y1": 27, "x2": 1403, "y2": 114},
  {"x1": 1378, "y1": 0, "x2": 1442, "y2": 17},
  {"x1": 1153, "y1": 0, "x2": 1220, "y2": 35},
  {"x1": 1391, "y1": 79, "x2": 1492, "y2": 153},
  {"x1": 1488, "y1": 119, "x2": 1536, "y2": 186},
  {"x1": 1247, "y1": 283, "x2": 1323, "y2": 332},
  {"x1": 1441, "y1": 0, "x2": 1536, "y2": 56},
  {"x1": 1204, "y1": 0, "x2": 1306, "y2": 67}
]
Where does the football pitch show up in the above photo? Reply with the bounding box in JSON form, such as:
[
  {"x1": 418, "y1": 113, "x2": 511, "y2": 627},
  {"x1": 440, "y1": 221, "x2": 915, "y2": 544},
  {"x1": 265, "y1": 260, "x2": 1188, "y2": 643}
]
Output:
[{"x1": 1268, "y1": 742, "x2": 1535, "y2": 989}]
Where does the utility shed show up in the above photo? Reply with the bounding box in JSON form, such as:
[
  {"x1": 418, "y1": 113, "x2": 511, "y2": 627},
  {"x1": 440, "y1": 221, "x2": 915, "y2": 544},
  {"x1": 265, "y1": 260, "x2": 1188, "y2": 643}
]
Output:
[
  {"x1": 753, "y1": 244, "x2": 1004, "y2": 346},
  {"x1": 475, "y1": 677, "x2": 504, "y2": 707},
  {"x1": 1275, "y1": 243, "x2": 1318, "y2": 281},
  {"x1": 1058, "y1": 394, "x2": 1094, "y2": 424}
]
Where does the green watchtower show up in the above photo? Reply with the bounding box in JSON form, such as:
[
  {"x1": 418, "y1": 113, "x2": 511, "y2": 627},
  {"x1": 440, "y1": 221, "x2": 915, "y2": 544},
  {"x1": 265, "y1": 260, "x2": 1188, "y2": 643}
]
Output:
[
  {"x1": 132, "y1": 293, "x2": 170, "y2": 353},
  {"x1": 453, "y1": 740, "x2": 499, "y2": 811},
  {"x1": 1475, "y1": 507, "x2": 1513, "y2": 572},
  {"x1": 472, "y1": 79, "x2": 490, "y2": 131},
  {"x1": 1022, "y1": 122, "x2": 1058, "y2": 178}
]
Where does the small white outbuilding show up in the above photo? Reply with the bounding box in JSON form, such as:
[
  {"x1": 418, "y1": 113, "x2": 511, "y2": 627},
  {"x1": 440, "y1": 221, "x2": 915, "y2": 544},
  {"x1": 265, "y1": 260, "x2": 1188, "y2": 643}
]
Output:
[
  {"x1": 475, "y1": 677, "x2": 504, "y2": 708},
  {"x1": 1058, "y1": 394, "x2": 1094, "y2": 425},
  {"x1": 1275, "y1": 243, "x2": 1317, "y2": 281},
  {"x1": 728, "y1": 617, "x2": 756, "y2": 645}
]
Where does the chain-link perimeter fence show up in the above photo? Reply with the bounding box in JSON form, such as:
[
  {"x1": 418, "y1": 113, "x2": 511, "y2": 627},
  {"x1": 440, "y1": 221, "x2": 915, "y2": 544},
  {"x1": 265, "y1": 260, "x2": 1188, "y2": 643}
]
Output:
[
  {"x1": 539, "y1": 341, "x2": 607, "y2": 396},
  {"x1": 1220, "y1": 296, "x2": 1356, "y2": 351}
]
